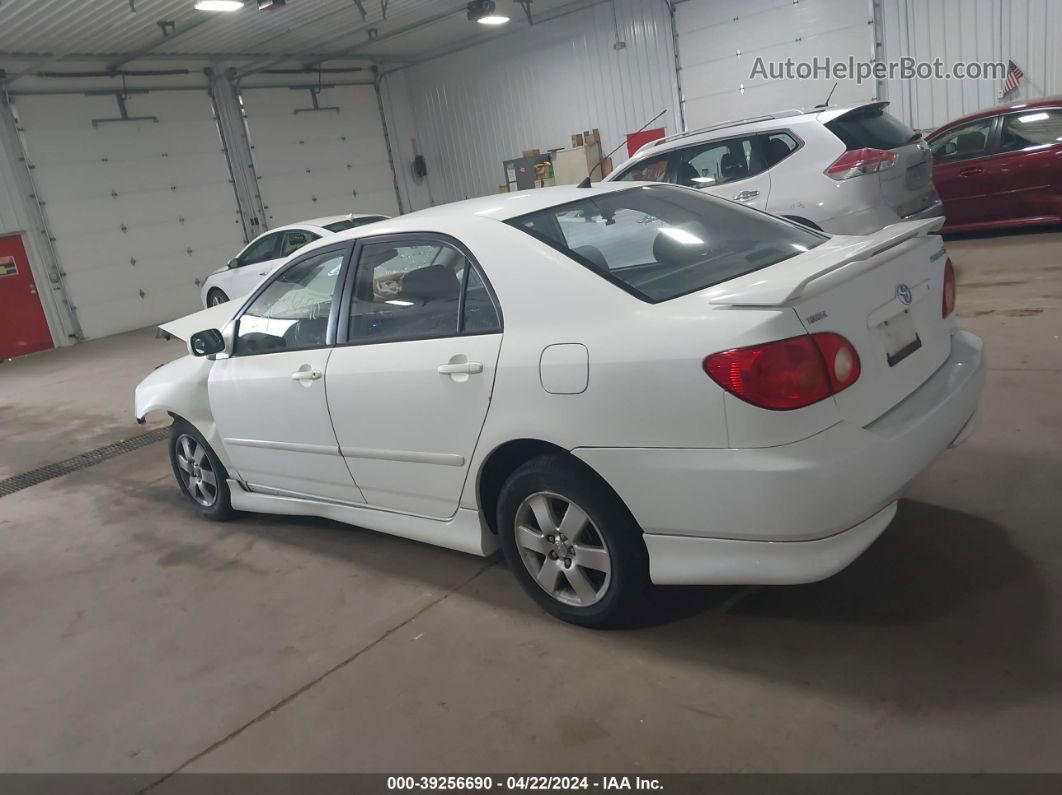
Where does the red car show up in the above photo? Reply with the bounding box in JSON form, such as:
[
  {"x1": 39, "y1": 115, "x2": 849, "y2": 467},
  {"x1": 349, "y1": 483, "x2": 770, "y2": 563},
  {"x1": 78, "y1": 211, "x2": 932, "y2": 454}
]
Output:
[{"x1": 927, "y1": 98, "x2": 1062, "y2": 233}]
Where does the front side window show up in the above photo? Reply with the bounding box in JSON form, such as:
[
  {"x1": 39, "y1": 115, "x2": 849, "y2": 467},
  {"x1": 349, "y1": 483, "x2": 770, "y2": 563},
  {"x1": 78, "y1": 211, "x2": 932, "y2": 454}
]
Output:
[
  {"x1": 613, "y1": 154, "x2": 669, "y2": 183},
  {"x1": 672, "y1": 136, "x2": 764, "y2": 188},
  {"x1": 508, "y1": 185, "x2": 826, "y2": 303},
  {"x1": 1000, "y1": 109, "x2": 1062, "y2": 152},
  {"x1": 931, "y1": 118, "x2": 995, "y2": 163},
  {"x1": 238, "y1": 232, "x2": 280, "y2": 267},
  {"x1": 280, "y1": 229, "x2": 318, "y2": 257},
  {"x1": 234, "y1": 249, "x2": 346, "y2": 355}
]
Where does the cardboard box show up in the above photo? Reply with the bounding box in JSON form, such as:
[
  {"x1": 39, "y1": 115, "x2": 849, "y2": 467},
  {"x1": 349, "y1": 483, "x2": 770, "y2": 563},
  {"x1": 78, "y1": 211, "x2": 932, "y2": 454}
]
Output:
[
  {"x1": 571, "y1": 133, "x2": 584, "y2": 147},
  {"x1": 522, "y1": 148, "x2": 541, "y2": 157}
]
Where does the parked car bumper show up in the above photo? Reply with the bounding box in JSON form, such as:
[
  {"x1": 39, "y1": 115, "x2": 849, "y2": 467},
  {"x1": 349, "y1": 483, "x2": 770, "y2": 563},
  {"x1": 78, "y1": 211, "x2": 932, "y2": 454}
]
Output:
[
  {"x1": 573, "y1": 329, "x2": 985, "y2": 585},
  {"x1": 822, "y1": 196, "x2": 944, "y2": 235}
]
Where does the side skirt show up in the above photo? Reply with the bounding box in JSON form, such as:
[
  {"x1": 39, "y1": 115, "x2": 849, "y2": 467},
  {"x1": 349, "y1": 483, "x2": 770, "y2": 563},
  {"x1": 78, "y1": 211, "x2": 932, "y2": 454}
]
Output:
[{"x1": 227, "y1": 479, "x2": 497, "y2": 557}]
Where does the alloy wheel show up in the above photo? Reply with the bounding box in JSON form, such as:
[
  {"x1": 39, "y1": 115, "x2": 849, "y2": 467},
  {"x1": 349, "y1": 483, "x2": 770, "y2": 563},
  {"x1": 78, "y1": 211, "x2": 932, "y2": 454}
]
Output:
[
  {"x1": 513, "y1": 491, "x2": 612, "y2": 607},
  {"x1": 175, "y1": 434, "x2": 218, "y2": 507}
]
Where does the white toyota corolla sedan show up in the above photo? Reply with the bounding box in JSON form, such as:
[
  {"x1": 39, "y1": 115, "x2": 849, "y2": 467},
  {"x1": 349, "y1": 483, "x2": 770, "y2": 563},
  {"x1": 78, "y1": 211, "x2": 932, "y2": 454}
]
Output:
[
  {"x1": 136, "y1": 183, "x2": 984, "y2": 626},
  {"x1": 200, "y1": 213, "x2": 390, "y2": 308}
]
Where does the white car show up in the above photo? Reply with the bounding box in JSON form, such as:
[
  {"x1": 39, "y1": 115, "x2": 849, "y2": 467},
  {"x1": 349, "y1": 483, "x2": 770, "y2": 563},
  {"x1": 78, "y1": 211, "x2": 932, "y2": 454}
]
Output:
[
  {"x1": 200, "y1": 214, "x2": 390, "y2": 307},
  {"x1": 137, "y1": 183, "x2": 984, "y2": 627},
  {"x1": 605, "y1": 102, "x2": 943, "y2": 235}
]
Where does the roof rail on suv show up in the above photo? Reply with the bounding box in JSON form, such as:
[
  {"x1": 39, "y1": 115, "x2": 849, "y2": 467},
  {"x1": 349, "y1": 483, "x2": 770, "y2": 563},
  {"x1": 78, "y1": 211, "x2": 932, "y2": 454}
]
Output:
[{"x1": 636, "y1": 109, "x2": 807, "y2": 155}]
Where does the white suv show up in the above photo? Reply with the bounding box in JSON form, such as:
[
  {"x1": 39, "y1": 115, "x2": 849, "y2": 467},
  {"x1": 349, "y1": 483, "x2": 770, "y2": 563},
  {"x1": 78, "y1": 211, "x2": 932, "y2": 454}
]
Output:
[{"x1": 605, "y1": 102, "x2": 943, "y2": 235}]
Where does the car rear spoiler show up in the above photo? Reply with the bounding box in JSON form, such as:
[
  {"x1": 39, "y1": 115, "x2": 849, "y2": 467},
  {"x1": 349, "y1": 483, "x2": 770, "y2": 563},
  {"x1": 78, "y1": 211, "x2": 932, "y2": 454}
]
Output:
[
  {"x1": 709, "y1": 217, "x2": 945, "y2": 307},
  {"x1": 157, "y1": 301, "x2": 241, "y2": 342}
]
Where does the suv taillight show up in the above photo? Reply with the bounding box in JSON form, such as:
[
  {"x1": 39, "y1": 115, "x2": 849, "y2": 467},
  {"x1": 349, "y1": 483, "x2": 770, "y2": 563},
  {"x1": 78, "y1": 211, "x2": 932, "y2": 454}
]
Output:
[
  {"x1": 943, "y1": 257, "x2": 956, "y2": 318},
  {"x1": 704, "y1": 333, "x2": 861, "y2": 411},
  {"x1": 825, "y1": 147, "x2": 897, "y2": 180}
]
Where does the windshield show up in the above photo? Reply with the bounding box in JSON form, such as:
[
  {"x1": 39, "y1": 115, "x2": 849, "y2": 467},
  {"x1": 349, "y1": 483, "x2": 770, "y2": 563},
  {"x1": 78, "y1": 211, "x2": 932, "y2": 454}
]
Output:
[
  {"x1": 507, "y1": 185, "x2": 827, "y2": 303},
  {"x1": 323, "y1": 216, "x2": 386, "y2": 233}
]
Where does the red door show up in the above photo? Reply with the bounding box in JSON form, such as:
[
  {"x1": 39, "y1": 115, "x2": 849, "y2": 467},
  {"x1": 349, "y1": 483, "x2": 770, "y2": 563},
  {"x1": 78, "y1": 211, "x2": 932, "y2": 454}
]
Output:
[{"x1": 0, "y1": 234, "x2": 53, "y2": 360}]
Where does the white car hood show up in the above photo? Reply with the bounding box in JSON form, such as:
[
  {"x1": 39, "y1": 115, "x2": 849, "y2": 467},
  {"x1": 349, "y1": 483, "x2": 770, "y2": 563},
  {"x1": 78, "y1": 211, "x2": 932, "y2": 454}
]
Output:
[{"x1": 158, "y1": 301, "x2": 241, "y2": 342}]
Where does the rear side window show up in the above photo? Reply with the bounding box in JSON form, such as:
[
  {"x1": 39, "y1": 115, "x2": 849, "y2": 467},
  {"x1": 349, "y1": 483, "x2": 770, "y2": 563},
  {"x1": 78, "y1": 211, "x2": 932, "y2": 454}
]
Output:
[
  {"x1": 508, "y1": 185, "x2": 826, "y2": 303},
  {"x1": 761, "y1": 132, "x2": 799, "y2": 167},
  {"x1": 826, "y1": 107, "x2": 917, "y2": 150},
  {"x1": 1000, "y1": 109, "x2": 1062, "y2": 151},
  {"x1": 672, "y1": 136, "x2": 764, "y2": 188}
]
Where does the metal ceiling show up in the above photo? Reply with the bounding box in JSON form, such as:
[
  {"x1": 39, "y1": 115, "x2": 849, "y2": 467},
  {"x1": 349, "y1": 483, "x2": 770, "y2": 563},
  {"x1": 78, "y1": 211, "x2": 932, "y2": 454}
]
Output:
[{"x1": 0, "y1": 0, "x2": 587, "y2": 66}]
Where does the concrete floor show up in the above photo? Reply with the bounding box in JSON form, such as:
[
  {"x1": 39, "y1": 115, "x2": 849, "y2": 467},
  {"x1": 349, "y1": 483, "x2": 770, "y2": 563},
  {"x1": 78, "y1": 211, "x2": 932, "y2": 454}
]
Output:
[{"x1": 0, "y1": 229, "x2": 1060, "y2": 779}]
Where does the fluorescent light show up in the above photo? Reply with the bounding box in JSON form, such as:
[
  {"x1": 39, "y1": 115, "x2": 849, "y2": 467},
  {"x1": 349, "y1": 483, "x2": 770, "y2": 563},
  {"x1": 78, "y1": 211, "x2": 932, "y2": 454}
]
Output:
[
  {"x1": 1018, "y1": 112, "x2": 1049, "y2": 124},
  {"x1": 195, "y1": 0, "x2": 243, "y2": 11},
  {"x1": 385, "y1": 299, "x2": 414, "y2": 307},
  {"x1": 659, "y1": 227, "x2": 704, "y2": 246},
  {"x1": 478, "y1": 14, "x2": 510, "y2": 24},
  {"x1": 691, "y1": 176, "x2": 716, "y2": 184}
]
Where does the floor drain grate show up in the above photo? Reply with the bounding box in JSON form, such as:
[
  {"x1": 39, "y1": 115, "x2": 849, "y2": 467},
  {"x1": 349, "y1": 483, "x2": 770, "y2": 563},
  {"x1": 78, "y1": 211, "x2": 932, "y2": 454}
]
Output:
[{"x1": 0, "y1": 427, "x2": 170, "y2": 498}]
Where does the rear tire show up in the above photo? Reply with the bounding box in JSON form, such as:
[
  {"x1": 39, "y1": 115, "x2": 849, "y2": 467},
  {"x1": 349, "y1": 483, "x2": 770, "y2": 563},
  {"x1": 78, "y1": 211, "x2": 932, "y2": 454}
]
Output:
[
  {"x1": 169, "y1": 419, "x2": 235, "y2": 521},
  {"x1": 206, "y1": 288, "x2": 229, "y2": 307},
  {"x1": 497, "y1": 455, "x2": 648, "y2": 627}
]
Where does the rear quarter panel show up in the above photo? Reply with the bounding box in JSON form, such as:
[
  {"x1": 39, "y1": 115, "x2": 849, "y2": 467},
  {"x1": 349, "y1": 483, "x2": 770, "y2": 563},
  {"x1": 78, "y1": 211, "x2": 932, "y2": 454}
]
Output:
[{"x1": 452, "y1": 222, "x2": 831, "y2": 511}]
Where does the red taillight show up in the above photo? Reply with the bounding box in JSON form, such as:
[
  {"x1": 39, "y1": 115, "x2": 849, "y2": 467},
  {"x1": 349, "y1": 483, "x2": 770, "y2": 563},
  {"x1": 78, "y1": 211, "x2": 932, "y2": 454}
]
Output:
[
  {"x1": 824, "y1": 147, "x2": 898, "y2": 180},
  {"x1": 942, "y1": 257, "x2": 957, "y2": 318},
  {"x1": 703, "y1": 333, "x2": 861, "y2": 411}
]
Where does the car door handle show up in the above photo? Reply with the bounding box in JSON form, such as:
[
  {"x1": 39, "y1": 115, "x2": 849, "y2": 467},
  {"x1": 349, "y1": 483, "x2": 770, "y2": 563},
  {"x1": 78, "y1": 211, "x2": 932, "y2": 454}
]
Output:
[
  {"x1": 291, "y1": 369, "x2": 323, "y2": 382},
  {"x1": 959, "y1": 167, "x2": 985, "y2": 176},
  {"x1": 732, "y1": 190, "x2": 760, "y2": 202},
  {"x1": 437, "y1": 361, "x2": 483, "y2": 375}
]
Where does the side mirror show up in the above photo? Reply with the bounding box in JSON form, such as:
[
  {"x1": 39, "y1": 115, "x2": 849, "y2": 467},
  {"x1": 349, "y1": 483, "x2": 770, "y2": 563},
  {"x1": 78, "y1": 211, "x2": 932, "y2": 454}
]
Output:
[
  {"x1": 227, "y1": 257, "x2": 240, "y2": 269},
  {"x1": 190, "y1": 328, "x2": 225, "y2": 357}
]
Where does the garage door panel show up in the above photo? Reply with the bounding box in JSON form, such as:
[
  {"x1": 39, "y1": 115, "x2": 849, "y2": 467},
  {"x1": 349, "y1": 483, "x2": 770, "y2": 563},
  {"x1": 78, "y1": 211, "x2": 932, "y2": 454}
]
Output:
[
  {"x1": 676, "y1": 0, "x2": 874, "y2": 129},
  {"x1": 42, "y1": 182, "x2": 239, "y2": 243},
  {"x1": 53, "y1": 213, "x2": 237, "y2": 273},
  {"x1": 242, "y1": 85, "x2": 400, "y2": 226},
  {"x1": 15, "y1": 92, "x2": 244, "y2": 339}
]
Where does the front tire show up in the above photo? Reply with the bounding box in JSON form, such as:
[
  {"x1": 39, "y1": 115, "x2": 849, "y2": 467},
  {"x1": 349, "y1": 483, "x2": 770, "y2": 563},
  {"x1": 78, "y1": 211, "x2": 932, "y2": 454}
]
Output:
[
  {"x1": 169, "y1": 419, "x2": 235, "y2": 521},
  {"x1": 206, "y1": 288, "x2": 229, "y2": 307},
  {"x1": 497, "y1": 455, "x2": 648, "y2": 627}
]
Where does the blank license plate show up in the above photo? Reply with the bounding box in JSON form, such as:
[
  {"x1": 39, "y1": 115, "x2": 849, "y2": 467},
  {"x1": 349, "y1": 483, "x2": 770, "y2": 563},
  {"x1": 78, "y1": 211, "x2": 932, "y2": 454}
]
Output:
[{"x1": 878, "y1": 310, "x2": 922, "y2": 367}]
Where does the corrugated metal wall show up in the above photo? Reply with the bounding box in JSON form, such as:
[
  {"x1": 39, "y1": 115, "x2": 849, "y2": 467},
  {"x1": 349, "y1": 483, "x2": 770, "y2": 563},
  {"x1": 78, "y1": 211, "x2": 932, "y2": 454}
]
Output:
[
  {"x1": 394, "y1": 0, "x2": 680, "y2": 206},
  {"x1": 881, "y1": 0, "x2": 1062, "y2": 130}
]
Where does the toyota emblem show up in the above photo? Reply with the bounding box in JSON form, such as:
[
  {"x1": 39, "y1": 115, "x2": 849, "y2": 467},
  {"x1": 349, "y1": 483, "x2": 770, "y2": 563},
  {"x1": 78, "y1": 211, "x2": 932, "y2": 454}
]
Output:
[{"x1": 896, "y1": 283, "x2": 913, "y2": 305}]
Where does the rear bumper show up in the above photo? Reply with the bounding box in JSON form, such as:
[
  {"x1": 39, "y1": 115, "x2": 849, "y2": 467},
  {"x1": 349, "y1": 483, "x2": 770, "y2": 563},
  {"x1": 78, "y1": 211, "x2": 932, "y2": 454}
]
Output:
[
  {"x1": 644, "y1": 502, "x2": 898, "y2": 585},
  {"x1": 822, "y1": 196, "x2": 943, "y2": 235},
  {"x1": 574, "y1": 330, "x2": 985, "y2": 584}
]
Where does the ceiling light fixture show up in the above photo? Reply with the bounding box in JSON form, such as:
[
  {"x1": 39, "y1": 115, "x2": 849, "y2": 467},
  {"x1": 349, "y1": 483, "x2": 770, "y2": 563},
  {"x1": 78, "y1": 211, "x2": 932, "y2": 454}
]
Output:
[
  {"x1": 468, "y1": 0, "x2": 510, "y2": 25},
  {"x1": 194, "y1": 0, "x2": 243, "y2": 11}
]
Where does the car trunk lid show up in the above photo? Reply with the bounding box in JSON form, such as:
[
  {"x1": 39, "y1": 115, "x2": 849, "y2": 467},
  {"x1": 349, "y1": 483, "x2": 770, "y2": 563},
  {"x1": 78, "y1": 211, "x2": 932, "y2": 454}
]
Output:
[{"x1": 709, "y1": 217, "x2": 952, "y2": 427}]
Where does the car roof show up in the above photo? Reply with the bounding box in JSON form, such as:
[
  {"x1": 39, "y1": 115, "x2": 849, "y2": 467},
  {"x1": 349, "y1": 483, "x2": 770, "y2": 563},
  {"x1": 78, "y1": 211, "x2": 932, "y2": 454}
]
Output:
[
  {"x1": 927, "y1": 96, "x2": 1062, "y2": 137},
  {"x1": 622, "y1": 101, "x2": 883, "y2": 158},
  {"x1": 301, "y1": 213, "x2": 388, "y2": 226},
  {"x1": 379, "y1": 183, "x2": 644, "y2": 223},
  {"x1": 288, "y1": 183, "x2": 657, "y2": 255}
]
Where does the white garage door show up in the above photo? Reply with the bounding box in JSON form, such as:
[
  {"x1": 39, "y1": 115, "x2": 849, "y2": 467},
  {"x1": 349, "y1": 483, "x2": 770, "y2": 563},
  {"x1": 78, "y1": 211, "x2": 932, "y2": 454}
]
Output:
[
  {"x1": 676, "y1": 0, "x2": 875, "y2": 129},
  {"x1": 240, "y1": 84, "x2": 400, "y2": 227},
  {"x1": 14, "y1": 91, "x2": 245, "y2": 340}
]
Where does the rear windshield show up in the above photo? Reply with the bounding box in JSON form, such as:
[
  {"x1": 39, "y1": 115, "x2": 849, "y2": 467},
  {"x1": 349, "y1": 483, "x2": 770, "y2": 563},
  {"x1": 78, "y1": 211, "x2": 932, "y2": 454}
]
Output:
[
  {"x1": 507, "y1": 185, "x2": 827, "y2": 303},
  {"x1": 826, "y1": 107, "x2": 917, "y2": 150},
  {"x1": 323, "y1": 216, "x2": 385, "y2": 233}
]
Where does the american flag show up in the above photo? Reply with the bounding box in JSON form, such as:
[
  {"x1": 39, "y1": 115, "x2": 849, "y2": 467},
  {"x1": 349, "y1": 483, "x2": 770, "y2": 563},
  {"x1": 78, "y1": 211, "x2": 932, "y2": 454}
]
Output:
[{"x1": 1002, "y1": 60, "x2": 1024, "y2": 96}]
